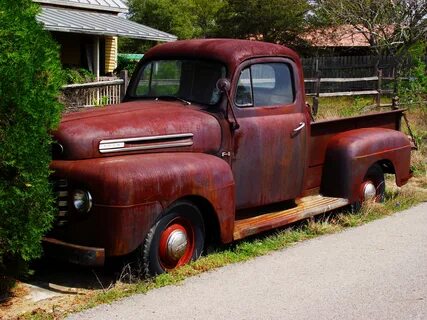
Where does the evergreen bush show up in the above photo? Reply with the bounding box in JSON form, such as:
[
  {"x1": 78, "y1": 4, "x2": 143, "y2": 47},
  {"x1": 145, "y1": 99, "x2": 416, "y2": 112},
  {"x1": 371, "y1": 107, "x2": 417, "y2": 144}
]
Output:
[{"x1": 0, "y1": 0, "x2": 63, "y2": 281}]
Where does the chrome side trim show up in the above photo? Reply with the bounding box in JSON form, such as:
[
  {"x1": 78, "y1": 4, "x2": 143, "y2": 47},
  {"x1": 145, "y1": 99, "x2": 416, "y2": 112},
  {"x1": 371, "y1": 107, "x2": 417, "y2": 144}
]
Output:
[
  {"x1": 100, "y1": 133, "x2": 194, "y2": 145},
  {"x1": 99, "y1": 133, "x2": 194, "y2": 154}
]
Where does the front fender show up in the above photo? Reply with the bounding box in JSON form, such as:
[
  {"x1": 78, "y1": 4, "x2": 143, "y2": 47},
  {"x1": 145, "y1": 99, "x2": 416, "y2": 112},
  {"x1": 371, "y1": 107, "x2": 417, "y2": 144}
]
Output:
[
  {"x1": 321, "y1": 128, "x2": 411, "y2": 202},
  {"x1": 51, "y1": 153, "x2": 236, "y2": 254}
]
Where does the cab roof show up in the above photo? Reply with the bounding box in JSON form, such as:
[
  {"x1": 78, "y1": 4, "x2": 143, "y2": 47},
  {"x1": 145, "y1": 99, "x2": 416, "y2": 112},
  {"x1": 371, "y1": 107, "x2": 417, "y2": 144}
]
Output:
[{"x1": 142, "y1": 39, "x2": 301, "y2": 73}]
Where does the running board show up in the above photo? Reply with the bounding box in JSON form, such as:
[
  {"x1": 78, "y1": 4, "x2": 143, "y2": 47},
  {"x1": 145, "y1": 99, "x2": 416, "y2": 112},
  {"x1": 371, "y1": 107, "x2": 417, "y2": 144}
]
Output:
[{"x1": 233, "y1": 195, "x2": 349, "y2": 240}]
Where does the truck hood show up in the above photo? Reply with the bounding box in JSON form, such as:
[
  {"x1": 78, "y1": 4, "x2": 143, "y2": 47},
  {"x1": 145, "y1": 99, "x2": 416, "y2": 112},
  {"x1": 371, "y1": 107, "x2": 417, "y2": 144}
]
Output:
[{"x1": 53, "y1": 101, "x2": 222, "y2": 160}]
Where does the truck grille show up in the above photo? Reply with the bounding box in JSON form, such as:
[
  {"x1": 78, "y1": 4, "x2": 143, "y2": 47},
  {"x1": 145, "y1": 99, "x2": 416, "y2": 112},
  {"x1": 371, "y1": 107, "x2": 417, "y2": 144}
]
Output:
[{"x1": 54, "y1": 179, "x2": 69, "y2": 226}]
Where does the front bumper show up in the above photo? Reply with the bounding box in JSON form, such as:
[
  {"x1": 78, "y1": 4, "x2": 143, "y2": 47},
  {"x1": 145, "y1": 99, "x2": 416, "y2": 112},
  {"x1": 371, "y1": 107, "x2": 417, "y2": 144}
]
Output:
[{"x1": 43, "y1": 237, "x2": 105, "y2": 267}]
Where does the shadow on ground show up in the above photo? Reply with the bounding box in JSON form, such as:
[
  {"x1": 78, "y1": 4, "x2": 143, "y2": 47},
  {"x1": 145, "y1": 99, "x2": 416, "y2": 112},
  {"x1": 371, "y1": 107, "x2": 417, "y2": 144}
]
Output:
[{"x1": 26, "y1": 257, "x2": 122, "y2": 293}]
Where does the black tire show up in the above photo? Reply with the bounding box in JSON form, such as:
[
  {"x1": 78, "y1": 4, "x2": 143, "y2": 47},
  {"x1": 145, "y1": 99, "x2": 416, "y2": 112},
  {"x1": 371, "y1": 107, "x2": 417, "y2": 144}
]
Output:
[
  {"x1": 351, "y1": 163, "x2": 385, "y2": 212},
  {"x1": 141, "y1": 201, "x2": 205, "y2": 277}
]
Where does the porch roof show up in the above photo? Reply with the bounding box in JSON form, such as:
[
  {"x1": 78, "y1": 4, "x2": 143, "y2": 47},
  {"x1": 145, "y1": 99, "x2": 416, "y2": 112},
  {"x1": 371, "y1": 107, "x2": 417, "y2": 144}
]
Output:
[
  {"x1": 37, "y1": 6, "x2": 177, "y2": 42},
  {"x1": 34, "y1": 0, "x2": 128, "y2": 13}
]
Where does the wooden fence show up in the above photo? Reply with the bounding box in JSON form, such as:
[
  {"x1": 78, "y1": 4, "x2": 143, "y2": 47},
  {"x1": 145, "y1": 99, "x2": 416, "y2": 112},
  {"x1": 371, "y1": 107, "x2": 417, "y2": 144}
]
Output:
[
  {"x1": 302, "y1": 55, "x2": 397, "y2": 78},
  {"x1": 61, "y1": 71, "x2": 129, "y2": 111},
  {"x1": 302, "y1": 55, "x2": 427, "y2": 77},
  {"x1": 304, "y1": 69, "x2": 397, "y2": 108},
  {"x1": 302, "y1": 55, "x2": 426, "y2": 93}
]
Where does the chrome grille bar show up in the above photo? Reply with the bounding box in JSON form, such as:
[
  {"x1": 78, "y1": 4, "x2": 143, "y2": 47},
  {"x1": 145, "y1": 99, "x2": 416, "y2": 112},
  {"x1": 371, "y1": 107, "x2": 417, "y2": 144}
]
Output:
[{"x1": 54, "y1": 179, "x2": 69, "y2": 226}]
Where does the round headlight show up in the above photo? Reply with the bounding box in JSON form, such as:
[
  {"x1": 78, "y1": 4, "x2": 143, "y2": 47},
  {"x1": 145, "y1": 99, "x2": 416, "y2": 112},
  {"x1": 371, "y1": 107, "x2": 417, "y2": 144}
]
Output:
[{"x1": 72, "y1": 189, "x2": 92, "y2": 213}]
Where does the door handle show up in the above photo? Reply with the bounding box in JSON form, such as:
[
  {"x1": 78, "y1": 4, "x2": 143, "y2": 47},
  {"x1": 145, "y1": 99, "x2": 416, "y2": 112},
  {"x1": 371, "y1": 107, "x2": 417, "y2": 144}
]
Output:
[{"x1": 293, "y1": 122, "x2": 306, "y2": 133}]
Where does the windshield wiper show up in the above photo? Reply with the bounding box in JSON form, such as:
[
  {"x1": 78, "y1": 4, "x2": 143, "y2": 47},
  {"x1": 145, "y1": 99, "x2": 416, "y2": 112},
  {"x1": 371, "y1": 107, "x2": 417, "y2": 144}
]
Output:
[{"x1": 154, "y1": 96, "x2": 191, "y2": 105}]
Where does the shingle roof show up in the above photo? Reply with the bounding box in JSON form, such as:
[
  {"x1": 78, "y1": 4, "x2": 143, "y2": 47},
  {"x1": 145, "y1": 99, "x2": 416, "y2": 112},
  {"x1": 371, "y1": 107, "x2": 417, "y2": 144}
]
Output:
[
  {"x1": 37, "y1": 6, "x2": 177, "y2": 41},
  {"x1": 302, "y1": 25, "x2": 371, "y2": 47},
  {"x1": 34, "y1": 0, "x2": 128, "y2": 13}
]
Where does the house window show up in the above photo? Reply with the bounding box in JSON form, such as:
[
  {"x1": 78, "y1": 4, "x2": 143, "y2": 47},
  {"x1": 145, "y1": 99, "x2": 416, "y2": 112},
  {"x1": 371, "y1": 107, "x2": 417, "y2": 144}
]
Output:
[{"x1": 235, "y1": 63, "x2": 294, "y2": 107}]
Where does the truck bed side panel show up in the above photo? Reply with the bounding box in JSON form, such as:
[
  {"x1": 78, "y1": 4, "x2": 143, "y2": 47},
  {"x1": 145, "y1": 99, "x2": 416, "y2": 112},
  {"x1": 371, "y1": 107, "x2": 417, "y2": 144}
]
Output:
[{"x1": 305, "y1": 109, "x2": 404, "y2": 191}]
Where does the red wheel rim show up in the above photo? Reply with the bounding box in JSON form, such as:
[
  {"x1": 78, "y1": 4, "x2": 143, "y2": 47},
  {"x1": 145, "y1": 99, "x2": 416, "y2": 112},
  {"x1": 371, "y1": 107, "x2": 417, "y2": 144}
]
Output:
[{"x1": 158, "y1": 218, "x2": 195, "y2": 270}]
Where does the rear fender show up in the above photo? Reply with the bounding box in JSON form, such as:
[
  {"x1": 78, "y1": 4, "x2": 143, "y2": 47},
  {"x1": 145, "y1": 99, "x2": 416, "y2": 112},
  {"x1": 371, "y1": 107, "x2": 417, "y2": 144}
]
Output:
[{"x1": 320, "y1": 128, "x2": 411, "y2": 202}]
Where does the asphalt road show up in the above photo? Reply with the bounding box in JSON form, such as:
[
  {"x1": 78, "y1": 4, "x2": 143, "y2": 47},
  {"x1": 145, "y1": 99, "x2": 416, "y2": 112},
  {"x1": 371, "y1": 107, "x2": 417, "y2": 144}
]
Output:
[{"x1": 68, "y1": 203, "x2": 427, "y2": 320}]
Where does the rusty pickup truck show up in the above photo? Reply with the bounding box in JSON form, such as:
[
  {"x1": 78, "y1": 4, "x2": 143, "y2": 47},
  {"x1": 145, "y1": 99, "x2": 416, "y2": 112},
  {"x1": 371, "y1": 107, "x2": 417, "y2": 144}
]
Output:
[{"x1": 45, "y1": 39, "x2": 412, "y2": 276}]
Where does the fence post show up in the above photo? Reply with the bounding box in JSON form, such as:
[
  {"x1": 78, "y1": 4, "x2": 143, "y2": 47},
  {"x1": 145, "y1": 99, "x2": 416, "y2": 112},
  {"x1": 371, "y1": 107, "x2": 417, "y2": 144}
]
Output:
[
  {"x1": 120, "y1": 70, "x2": 129, "y2": 101},
  {"x1": 376, "y1": 69, "x2": 382, "y2": 108},
  {"x1": 392, "y1": 66, "x2": 399, "y2": 109},
  {"x1": 312, "y1": 71, "x2": 321, "y2": 116}
]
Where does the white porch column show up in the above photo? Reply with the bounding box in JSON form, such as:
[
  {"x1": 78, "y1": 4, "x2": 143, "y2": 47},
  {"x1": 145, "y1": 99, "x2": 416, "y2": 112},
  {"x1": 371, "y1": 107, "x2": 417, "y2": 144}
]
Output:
[{"x1": 93, "y1": 36, "x2": 100, "y2": 81}]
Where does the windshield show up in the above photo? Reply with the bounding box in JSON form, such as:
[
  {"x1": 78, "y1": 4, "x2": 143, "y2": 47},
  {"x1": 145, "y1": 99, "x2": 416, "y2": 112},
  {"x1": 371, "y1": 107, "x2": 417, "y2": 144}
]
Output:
[{"x1": 131, "y1": 59, "x2": 226, "y2": 105}]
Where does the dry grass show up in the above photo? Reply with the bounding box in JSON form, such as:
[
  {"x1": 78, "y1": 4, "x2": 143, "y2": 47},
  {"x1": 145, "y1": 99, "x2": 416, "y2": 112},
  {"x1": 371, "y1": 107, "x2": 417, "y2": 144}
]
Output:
[
  {"x1": 404, "y1": 105, "x2": 427, "y2": 178},
  {"x1": 313, "y1": 96, "x2": 393, "y2": 120}
]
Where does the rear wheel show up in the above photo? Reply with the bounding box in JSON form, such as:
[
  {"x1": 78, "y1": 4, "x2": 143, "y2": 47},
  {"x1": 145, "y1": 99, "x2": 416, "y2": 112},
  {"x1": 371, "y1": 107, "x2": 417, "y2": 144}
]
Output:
[
  {"x1": 351, "y1": 164, "x2": 385, "y2": 212},
  {"x1": 141, "y1": 201, "x2": 205, "y2": 277}
]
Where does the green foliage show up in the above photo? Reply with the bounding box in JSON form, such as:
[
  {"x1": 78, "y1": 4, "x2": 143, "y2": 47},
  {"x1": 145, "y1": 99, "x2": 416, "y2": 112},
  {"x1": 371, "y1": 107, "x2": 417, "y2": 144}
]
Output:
[
  {"x1": 118, "y1": 38, "x2": 155, "y2": 54},
  {"x1": 116, "y1": 55, "x2": 139, "y2": 76},
  {"x1": 0, "y1": 0, "x2": 63, "y2": 280},
  {"x1": 92, "y1": 95, "x2": 110, "y2": 107},
  {"x1": 398, "y1": 42, "x2": 427, "y2": 105},
  {"x1": 314, "y1": 0, "x2": 427, "y2": 56},
  {"x1": 128, "y1": 0, "x2": 225, "y2": 39},
  {"x1": 215, "y1": 0, "x2": 311, "y2": 45},
  {"x1": 64, "y1": 68, "x2": 95, "y2": 84},
  {"x1": 128, "y1": 0, "x2": 311, "y2": 48}
]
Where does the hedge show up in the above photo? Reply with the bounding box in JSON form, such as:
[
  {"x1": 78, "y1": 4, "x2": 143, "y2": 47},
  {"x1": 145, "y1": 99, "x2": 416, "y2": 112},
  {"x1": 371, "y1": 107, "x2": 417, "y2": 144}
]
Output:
[{"x1": 0, "y1": 0, "x2": 63, "y2": 279}]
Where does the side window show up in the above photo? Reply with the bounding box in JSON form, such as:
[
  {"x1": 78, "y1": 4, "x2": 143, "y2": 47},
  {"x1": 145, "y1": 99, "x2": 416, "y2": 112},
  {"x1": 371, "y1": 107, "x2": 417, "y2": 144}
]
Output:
[
  {"x1": 235, "y1": 68, "x2": 253, "y2": 106},
  {"x1": 235, "y1": 62, "x2": 294, "y2": 107}
]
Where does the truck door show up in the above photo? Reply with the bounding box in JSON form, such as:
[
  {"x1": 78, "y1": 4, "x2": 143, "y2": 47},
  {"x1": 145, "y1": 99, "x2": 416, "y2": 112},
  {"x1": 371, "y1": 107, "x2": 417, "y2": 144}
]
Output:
[{"x1": 231, "y1": 59, "x2": 307, "y2": 210}]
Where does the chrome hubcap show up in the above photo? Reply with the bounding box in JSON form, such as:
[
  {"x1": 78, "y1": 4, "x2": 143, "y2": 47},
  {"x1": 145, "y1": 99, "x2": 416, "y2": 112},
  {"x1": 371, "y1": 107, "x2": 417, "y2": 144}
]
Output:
[
  {"x1": 363, "y1": 182, "x2": 377, "y2": 201},
  {"x1": 166, "y1": 230, "x2": 188, "y2": 261}
]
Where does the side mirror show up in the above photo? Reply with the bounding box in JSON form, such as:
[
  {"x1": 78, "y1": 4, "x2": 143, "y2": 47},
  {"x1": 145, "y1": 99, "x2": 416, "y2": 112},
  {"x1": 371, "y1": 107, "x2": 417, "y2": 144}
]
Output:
[
  {"x1": 216, "y1": 78, "x2": 240, "y2": 131},
  {"x1": 216, "y1": 78, "x2": 231, "y2": 93}
]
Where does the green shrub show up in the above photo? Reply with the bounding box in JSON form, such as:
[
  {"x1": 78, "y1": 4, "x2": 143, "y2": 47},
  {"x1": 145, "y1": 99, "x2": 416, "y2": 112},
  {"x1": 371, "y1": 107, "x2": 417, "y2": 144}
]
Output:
[
  {"x1": 116, "y1": 55, "x2": 139, "y2": 76},
  {"x1": 398, "y1": 42, "x2": 427, "y2": 105},
  {"x1": 0, "y1": 0, "x2": 63, "y2": 282},
  {"x1": 64, "y1": 67, "x2": 95, "y2": 84}
]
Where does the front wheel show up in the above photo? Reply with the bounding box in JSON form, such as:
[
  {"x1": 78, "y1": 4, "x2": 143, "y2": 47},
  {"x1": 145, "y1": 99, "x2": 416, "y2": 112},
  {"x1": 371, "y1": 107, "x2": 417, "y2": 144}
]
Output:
[
  {"x1": 141, "y1": 201, "x2": 205, "y2": 277},
  {"x1": 351, "y1": 163, "x2": 385, "y2": 212}
]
